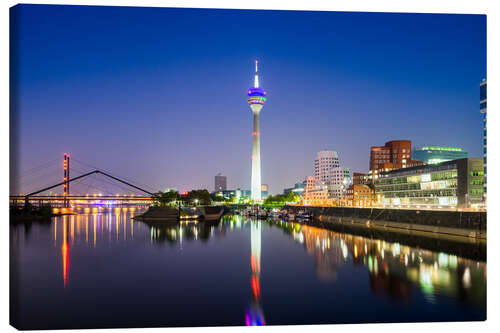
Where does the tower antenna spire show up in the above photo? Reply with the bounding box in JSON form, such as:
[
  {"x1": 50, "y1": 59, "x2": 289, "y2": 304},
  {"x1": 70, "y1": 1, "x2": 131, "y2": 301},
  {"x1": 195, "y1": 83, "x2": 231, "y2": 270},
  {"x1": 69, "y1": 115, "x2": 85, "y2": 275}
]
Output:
[{"x1": 254, "y1": 59, "x2": 259, "y2": 88}]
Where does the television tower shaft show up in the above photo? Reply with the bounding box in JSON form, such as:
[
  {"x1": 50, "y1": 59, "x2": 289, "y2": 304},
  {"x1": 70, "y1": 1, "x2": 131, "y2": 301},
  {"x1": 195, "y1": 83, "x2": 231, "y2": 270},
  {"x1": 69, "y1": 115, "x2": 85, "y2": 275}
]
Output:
[{"x1": 247, "y1": 60, "x2": 267, "y2": 202}]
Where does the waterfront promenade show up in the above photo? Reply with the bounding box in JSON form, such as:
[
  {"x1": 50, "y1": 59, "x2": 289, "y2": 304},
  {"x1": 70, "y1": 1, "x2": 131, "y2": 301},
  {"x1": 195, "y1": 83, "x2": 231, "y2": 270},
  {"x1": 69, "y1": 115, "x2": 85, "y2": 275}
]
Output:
[{"x1": 285, "y1": 205, "x2": 486, "y2": 240}]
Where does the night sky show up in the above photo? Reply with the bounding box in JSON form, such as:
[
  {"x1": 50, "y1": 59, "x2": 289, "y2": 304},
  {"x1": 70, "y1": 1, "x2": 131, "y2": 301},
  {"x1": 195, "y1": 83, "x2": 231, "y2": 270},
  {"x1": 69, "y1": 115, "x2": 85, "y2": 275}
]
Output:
[{"x1": 10, "y1": 4, "x2": 486, "y2": 195}]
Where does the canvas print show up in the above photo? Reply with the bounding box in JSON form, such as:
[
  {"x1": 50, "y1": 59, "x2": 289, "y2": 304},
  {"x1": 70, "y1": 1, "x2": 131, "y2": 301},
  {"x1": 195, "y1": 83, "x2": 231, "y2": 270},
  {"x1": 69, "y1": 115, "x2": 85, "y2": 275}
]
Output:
[{"x1": 9, "y1": 4, "x2": 486, "y2": 330}]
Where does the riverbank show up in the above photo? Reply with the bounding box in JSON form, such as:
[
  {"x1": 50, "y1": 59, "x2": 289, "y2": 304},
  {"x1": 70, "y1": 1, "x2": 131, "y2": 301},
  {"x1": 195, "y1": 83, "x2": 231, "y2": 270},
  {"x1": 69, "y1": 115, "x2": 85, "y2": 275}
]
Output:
[
  {"x1": 10, "y1": 204, "x2": 53, "y2": 223},
  {"x1": 285, "y1": 205, "x2": 487, "y2": 240},
  {"x1": 133, "y1": 206, "x2": 225, "y2": 222}
]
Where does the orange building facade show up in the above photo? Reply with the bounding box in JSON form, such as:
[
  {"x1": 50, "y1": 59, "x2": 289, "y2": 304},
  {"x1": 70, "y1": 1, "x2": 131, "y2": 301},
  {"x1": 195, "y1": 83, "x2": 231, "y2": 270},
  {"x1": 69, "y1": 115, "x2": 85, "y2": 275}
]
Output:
[{"x1": 344, "y1": 184, "x2": 376, "y2": 207}]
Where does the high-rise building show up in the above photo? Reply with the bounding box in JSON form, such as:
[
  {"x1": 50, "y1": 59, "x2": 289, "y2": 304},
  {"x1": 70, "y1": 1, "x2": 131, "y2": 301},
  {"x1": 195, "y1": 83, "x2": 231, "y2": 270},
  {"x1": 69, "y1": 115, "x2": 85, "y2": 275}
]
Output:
[
  {"x1": 314, "y1": 150, "x2": 340, "y2": 183},
  {"x1": 370, "y1": 140, "x2": 424, "y2": 180},
  {"x1": 247, "y1": 60, "x2": 267, "y2": 201},
  {"x1": 480, "y1": 79, "x2": 487, "y2": 198},
  {"x1": 214, "y1": 173, "x2": 227, "y2": 191},
  {"x1": 412, "y1": 146, "x2": 468, "y2": 165}
]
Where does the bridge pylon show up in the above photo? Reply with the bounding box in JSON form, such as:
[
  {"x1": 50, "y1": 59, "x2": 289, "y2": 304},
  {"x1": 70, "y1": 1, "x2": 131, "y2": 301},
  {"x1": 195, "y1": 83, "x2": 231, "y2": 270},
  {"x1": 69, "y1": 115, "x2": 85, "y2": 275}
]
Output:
[{"x1": 63, "y1": 153, "x2": 70, "y2": 208}]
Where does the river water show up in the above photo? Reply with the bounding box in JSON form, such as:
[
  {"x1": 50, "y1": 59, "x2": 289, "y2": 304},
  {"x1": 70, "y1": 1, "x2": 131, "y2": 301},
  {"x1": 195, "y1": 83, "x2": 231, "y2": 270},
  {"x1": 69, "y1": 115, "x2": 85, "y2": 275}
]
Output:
[{"x1": 10, "y1": 209, "x2": 486, "y2": 329}]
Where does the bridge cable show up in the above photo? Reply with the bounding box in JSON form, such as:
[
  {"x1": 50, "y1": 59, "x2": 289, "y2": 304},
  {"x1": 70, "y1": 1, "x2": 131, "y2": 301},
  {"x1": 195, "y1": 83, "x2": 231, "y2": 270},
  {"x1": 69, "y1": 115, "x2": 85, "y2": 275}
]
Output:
[
  {"x1": 16, "y1": 158, "x2": 60, "y2": 178},
  {"x1": 72, "y1": 158, "x2": 158, "y2": 192},
  {"x1": 69, "y1": 166, "x2": 150, "y2": 196}
]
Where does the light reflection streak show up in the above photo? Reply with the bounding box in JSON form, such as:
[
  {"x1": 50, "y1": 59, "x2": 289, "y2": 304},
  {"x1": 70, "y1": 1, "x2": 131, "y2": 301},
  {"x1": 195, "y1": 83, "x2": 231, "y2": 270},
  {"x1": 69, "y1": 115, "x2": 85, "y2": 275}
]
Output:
[
  {"x1": 93, "y1": 214, "x2": 97, "y2": 247},
  {"x1": 54, "y1": 220, "x2": 57, "y2": 247},
  {"x1": 61, "y1": 216, "x2": 69, "y2": 288},
  {"x1": 76, "y1": 215, "x2": 81, "y2": 239},
  {"x1": 116, "y1": 211, "x2": 119, "y2": 240},
  {"x1": 70, "y1": 217, "x2": 75, "y2": 244}
]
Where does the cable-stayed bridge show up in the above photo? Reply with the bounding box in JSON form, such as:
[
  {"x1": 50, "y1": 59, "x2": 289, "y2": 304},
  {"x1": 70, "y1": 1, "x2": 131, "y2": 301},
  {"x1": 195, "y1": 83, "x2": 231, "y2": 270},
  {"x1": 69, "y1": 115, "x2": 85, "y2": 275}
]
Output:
[{"x1": 10, "y1": 154, "x2": 158, "y2": 208}]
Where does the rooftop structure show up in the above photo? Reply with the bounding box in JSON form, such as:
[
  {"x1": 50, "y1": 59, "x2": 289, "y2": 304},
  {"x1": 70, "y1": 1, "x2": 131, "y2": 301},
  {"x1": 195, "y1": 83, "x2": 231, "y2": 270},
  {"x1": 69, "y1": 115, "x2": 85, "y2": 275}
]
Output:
[
  {"x1": 283, "y1": 182, "x2": 305, "y2": 196},
  {"x1": 412, "y1": 146, "x2": 468, "y2": 165}
]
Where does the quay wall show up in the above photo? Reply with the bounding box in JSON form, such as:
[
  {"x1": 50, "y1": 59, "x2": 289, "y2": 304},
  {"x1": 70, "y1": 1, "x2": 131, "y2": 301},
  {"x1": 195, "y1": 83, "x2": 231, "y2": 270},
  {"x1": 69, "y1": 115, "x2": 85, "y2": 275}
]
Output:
[{"x1": 285, "y1": 206, "x2": 486, "y2": 239}]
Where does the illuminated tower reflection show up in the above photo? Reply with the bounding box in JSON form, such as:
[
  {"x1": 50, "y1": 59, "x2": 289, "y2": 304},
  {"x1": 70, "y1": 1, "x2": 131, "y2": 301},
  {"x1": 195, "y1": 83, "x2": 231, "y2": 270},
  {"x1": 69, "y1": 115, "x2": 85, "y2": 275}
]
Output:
[
  {"x1": 61, "y1": 216, "x2": 69, "y2": 288},
  {"x1": 245, "y1": 220, "x2": 265, "y2": 326}
]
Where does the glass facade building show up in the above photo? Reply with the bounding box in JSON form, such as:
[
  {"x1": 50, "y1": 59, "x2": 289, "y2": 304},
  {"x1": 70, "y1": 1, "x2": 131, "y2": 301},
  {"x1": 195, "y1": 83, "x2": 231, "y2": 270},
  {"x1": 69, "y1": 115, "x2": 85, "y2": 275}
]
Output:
[
  {"x1": 412, "y1": 146, "x2": 468, "y2": 165},
  {"x1": 374, "y1": 158, "x2": 484, "y2": 208},
  {"x1": 480, "y1": 79, "x2": 487, "y2": 197},
  {"x1": 283, "y1": 182, "x2": 305, "y2": 196}
]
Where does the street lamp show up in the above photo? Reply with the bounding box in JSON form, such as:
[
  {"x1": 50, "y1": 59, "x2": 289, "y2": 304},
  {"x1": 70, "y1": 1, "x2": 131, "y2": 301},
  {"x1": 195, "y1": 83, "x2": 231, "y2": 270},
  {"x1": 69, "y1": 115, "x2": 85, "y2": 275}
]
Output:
[{"x1": 194, "y1": 199, "x2": 199, "y2": 207}]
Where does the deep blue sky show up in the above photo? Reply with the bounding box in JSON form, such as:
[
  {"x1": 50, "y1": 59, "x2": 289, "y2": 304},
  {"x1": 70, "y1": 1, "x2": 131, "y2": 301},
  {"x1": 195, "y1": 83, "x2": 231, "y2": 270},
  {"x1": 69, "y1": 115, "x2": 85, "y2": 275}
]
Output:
[{"x1": 10, "y1": 4, "x2": 486, "y2": 195}]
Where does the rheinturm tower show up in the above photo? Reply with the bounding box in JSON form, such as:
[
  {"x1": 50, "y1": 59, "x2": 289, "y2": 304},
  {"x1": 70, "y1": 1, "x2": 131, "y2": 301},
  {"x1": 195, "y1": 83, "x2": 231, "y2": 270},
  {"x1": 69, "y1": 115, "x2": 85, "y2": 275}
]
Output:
[{"x1": 247, "y1": 60, "x2": 267, "y2": 202}]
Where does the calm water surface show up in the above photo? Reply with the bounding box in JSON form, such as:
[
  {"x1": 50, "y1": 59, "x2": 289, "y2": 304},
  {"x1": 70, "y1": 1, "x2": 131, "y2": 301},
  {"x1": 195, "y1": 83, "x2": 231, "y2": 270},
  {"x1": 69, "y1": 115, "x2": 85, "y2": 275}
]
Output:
[{"x1": 10, "y1": 209, "x2": 486, "y2": 329}]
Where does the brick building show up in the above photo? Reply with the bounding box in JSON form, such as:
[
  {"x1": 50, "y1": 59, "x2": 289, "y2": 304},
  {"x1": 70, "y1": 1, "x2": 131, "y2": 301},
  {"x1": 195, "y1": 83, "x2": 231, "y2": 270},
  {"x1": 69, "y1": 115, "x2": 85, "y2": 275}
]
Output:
[
  {"x1": 344, "y1": 184, "x2": 376, "y2": 207},
  {"x1": 370, "y1": 140, "x2": 425, "y2": 181}
]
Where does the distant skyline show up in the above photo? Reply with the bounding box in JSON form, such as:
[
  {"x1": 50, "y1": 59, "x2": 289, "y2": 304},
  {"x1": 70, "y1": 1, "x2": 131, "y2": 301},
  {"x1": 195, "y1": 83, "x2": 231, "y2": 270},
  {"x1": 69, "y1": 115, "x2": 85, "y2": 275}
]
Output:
[{"x1": 10, "y1": 5, "x2": 486, "y2": 195}]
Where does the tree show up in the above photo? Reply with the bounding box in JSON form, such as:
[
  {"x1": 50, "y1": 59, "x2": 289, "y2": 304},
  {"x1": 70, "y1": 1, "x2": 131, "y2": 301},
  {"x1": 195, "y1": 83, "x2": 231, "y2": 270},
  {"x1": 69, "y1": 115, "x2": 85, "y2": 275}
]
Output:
[
  {"x1": 151, "y1": 190, "x2": 180, "y2": 207},
  {"x1": 264, "y1": 192, "x2": 300, "y2": 206},
  {"x1": 186, "y1": 189, "x2": 212, "y2": 205}
]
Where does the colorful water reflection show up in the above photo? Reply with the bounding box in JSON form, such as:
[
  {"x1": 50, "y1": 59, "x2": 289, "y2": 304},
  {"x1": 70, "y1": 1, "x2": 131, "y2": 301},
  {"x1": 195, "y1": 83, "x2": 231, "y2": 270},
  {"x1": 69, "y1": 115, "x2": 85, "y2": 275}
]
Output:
[{"x1": 10, "y1": 212, "x2": 486, "y2": 329}]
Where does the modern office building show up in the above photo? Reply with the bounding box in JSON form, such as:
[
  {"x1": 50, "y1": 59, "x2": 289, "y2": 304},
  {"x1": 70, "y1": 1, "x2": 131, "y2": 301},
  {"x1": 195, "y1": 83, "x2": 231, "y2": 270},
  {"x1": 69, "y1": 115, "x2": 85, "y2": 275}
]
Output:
[
  {"x1": 235, "y1": 189, "x2": 251, "y2": 199},
  {"x1": 314, "y1": 150, "x2": 340, "y2": 183},
  {"x1": 247, "y1": 60, "x2": 267, "y2": 201},
  {"x1": 214, "y1": 173, "x2": 227, "y2": 191},
  {"x1": 213, "y1": 190, "x2": 237, "y2": 199},
  {"x1": 412, "y1": 146, "x2": 468, "y2": 165},
  {"x1": 213, "y1": 188, "x2": 267, "y2": 200},
  {"x1": 374, "y1": 158, "x2": 484, "y2": 208},
  {"x1": 370, "y1": 140, "x2": 424, "y2": 181},
  {"x1": 283, "y1": 182, "x2": 305, "y2": 196},
  {"x1": 480, "y1": 79, "x2": 487, "y2": 198}
]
